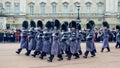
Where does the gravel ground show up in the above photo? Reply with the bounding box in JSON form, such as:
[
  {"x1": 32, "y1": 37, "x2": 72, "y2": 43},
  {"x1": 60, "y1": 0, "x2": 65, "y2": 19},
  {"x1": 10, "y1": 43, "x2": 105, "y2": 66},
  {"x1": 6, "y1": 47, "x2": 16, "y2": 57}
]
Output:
[{"x1": 0, "y1": 42, "x2": 120, "y2": 68}]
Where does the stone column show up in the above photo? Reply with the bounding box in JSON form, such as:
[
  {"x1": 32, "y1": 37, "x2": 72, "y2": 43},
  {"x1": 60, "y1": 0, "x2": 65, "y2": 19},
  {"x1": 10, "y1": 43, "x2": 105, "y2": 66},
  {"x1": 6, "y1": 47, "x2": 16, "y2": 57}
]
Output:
[
  {"x1": 0, "y1": 17, "x2": 6, "y2": 29},
  {"x1": 20, "y1": 0, "x2": 26, "y2": 15},
  {"x1": 105, "y1": 0, "x2": 118, "y2": 13}
]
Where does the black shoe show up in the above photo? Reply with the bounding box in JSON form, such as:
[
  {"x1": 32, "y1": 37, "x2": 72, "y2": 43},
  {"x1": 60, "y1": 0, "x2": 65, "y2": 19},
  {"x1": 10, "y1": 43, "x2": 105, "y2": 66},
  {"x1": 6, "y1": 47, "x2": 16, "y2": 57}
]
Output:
[
  {"x1": 101, "y1": 48, "x2": 104, "y2": 52},
  {"x1": 67, "y1": 58, "x2": 71, "y2": 60},
  {"x1": 83, "y1": 56, "x2": 87, "y2": 58},
  {"x1": 47, "y1": 59, "x2": 52, "y2": 62},
  {"x1": 16, "y1": 49, "x2": 22, "y2": 54},
  {"x1": 94, "y1": 49, "x2": 97, "y2": 53},
  {"x1": 25, "y1": 50, "x2": 31, "y2": 56},
  {"x1": 58, "y1": 58, "x2": 63, "y2": 61},
  {"x1": 16, "y1": 51, "x2": 20, "y2": 54},
  {"x1": 39, "y1": 56, "x2": 43, "y2": 59},
  {"x1": 79, "y1": 53, "x2": 82, "y2": 55},
  {"x1": 31, "y1": 54, "x2": 36, "y2": 57},
  {"x1": 25, "y1": 53, "x2": 29, "y2": 56},
  {"x1": 91, "y1": 55, "x2": 95, "y2": 57},
  {"x1": 74, "y1": 57, "x2": 79, "y2": 59}
]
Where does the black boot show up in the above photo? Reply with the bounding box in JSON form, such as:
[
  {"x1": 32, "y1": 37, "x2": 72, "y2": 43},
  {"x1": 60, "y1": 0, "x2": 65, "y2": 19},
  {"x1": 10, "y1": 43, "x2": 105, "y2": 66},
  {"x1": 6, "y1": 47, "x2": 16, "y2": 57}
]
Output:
[
  {"x1": 107, "y1": 47, "x2": 110, "y2": 52},
  {"x1": 57, "y1": 54, "x2": 63, "y2": 61},
  {"x1": 39, "y1": 52, "x2": 46, "y2": 59},
  {"x1": 31, "y1": 51, "x2": 37, "y2": 57},
  {"x1": 115, "y1": 42, "x2": 118, "y2": 48},
  {"x1": 74, "y1": 53, "x2": 80, "y2": 59},
  {"x1": 79, "y1": 50, "x2": 82, "y2": 55},
  {"x1": 25, "y1": 50, "x2": 31, "y2": 56},
  {"x1": 48, "y1": 55, "x2": 54, "y2": 62},
  {"x1": 118, "y1": 42, "x2": 120, "y2": 48},
  {"x1": 67, "y1": 51, "x2": 72, "y2": 60},
  {"x1": 16, "y1": 48, "x2": 22, "y2": 54},
  {"x1": 83, "y1": 51, "x2": 89, "y2": 58},
  {"x1": 61, "y1": 50, "x2": 64, "y2": 54},
  {"x1": 101, "y1": 48, "x2": 104, "y2": 52},
  {"x1": 36, "y1": 51, "x2": 41, "y2": 55},
  {"x1": 115, "y1": 44, "x2": 118, "y2": 48},
  {"x1": 94, "y1": 49, "x2": 97, "y2": 53},
  {"x1": 91, "y1": 51, "x2": 96, "y2": 57}
]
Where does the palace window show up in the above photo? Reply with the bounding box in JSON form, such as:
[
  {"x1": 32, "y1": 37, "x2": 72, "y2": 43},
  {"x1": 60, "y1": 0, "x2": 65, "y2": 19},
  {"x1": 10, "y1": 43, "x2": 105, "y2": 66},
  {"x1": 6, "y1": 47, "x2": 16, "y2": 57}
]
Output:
[
  {"x1": 86, "y1": 6, "x2": 90, "y2": 13},
  {"x1": 52, "y1": 6, "x2": 56, "y2": 13},
  {"x1": 30, "y1": 5, "x2": 34, "y2": 14},
  {"x1": 97, "y1": 2, "x2": 103, "y2": 13},
  {"x1": 64, "y1": 5, "x2": 68, "y2": 13},
  {"x1": 5, "y1": 2, "x2": 11, "y2": 13},
  {"x1": 118, "y1": 2, "x2": 120, "y2": 12},
  {"x1": 40, "y1": 2, "x2": 46, "y2": 14},
  {"x1": 86, "y1": 2, "x2": 91, "y2": 13},
  {"x1": 51, "y1": 2, "x2": 57, "y2": 13},
  {"x1": 0, "y1": 4, "x2": 2, "y2": 13},
  {"x1": 29, "y1": 2, "x2": 35, "y2": 14},
  {"x1": 63, "y1": 2, "x2": 69, "y2": 13},
  {"x1": 14, "y1": 3, "x2": 19, "y2": 14}
]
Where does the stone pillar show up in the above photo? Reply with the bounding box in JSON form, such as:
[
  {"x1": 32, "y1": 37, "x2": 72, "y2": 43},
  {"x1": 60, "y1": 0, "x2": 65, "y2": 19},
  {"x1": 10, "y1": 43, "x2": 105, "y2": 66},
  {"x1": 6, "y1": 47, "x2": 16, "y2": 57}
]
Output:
[
  {"x1": 0, "y1": 17, "x2": 6, "y2": 29},
  {"x1": 105, "y1": 0, "x2": 118, "y2": 13},
  {"x1": 20, "y1": 0, "x2": 26, "y2": 15}
]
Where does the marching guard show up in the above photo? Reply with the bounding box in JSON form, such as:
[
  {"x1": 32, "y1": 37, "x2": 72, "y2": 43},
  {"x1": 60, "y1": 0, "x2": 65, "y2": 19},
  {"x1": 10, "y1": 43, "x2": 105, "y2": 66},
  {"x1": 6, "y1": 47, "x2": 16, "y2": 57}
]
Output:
[
  {"x1": 60, "y1": 22, "x2": 69, "y2": 56},
  {"x1": 76, "y1": 23, "x2": 83, "y2": 55},
  {"x1": 115, "y1": 25, "x2": 120, "y2": 48},
  {"x1": 67, "y1": 21, "x2": 80, "y2": 60},
  {"x1": 83, "y1": 23, "x2": 96, "y2": 58},
  {"x1": 31, "y1": 20, "x2": 44, "y2": 57},
  {"x1": 39, "y1": 21, "x2": 52, "y2": 59},
  {"x1": 101, "y1": 21, "x2": 114, "y2": 52},
  {"x1": 16, "y1": 21, "x2": 29, "y2": 54},
  {"x1": 25, "y1": 20, "x2": 36, "y2": 56},
  {"x1": 48, "y1": 20, "x2": 63, "y2": 62},
  {"x1": 88, "y1": 20, "x2": 97, "y2": 53}
]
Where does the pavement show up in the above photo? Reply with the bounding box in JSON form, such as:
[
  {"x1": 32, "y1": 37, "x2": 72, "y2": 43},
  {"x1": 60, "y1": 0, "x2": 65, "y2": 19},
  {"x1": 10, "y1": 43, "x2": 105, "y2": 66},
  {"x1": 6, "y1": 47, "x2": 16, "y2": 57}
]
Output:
[{"x1": 0, "y1": 42, "x2": 120, "y2": 68}]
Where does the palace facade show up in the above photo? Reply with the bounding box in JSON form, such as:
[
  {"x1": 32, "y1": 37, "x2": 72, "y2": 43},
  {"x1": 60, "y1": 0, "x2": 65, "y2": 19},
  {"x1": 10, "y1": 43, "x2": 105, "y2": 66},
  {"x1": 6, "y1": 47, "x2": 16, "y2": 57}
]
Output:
[{"x1": 0, "y1": 0, "x2": 120, "y2": 29}]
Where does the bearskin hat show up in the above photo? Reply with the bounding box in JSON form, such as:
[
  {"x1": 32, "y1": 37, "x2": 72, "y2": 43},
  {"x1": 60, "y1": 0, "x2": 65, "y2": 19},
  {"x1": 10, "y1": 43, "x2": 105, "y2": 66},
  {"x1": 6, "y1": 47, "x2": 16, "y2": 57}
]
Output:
[
  {"x1": 37, "y1": 20, "x2": 43, "y2": 29},
  {"x1": 89, "y1": 20, "x2": 95, "y2": 28},
  {"x1": 77, "y1": 23, "x2": 81, "y2": 30},
  {"x1": 61, "y1": 23, "x2": 68, "y2": 31},
  {"x1": 64, "y1": 21, "x2": 68, "y2": 27},
  {"x1": 30, "y1": 20, "x2": 36, "y2": 28},
  {"x1": 69, "y1": 21, "x2": 76, "y2": 28},
  {"x1": 45, "y1": 21, "x2": 52, "y2": 29},
  {"x1": 22, "y1": 20, "x2": 28, "y2": 29},
  {"x1": 116, "y1": 25, "x2": 120, "y2": 30},
  {"x1": 86, "y1": 23, "x2": 92, "y2": 30},
  {"x1": 51, "y1": 21, "x2": 54, "y2": 29},
  {"x1": 54, "y1": 19, "x2": 61, "y2": 29},
  {"x1": 102, "y1": 21, "x2": 109, "y2": 28}
]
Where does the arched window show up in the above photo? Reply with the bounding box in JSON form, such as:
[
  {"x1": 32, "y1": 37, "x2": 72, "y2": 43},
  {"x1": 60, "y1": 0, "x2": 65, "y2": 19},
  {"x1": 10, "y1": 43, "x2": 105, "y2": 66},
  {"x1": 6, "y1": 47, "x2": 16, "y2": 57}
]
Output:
[
  {"x1": 85, "y1": 2, "x2": 92, "y2": 13},
  {"x1": 51, "y1": 2, "x2": 57, "y2": 13},
  {"x1": 14, "y1": 3, "x2": 19, "y2": 14},
  {"x1": 97, "y1": 2, "x2": 103, "y2": 13},
  {"x1": 63, "y1": 2, "x2": 69, "y2": 13},
  {"x1": 5, "y1": 2, "x2": 11, "y2": 14},
  {"x1": 40, "y1": 2, "x2": 46, "y2": 14}
]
